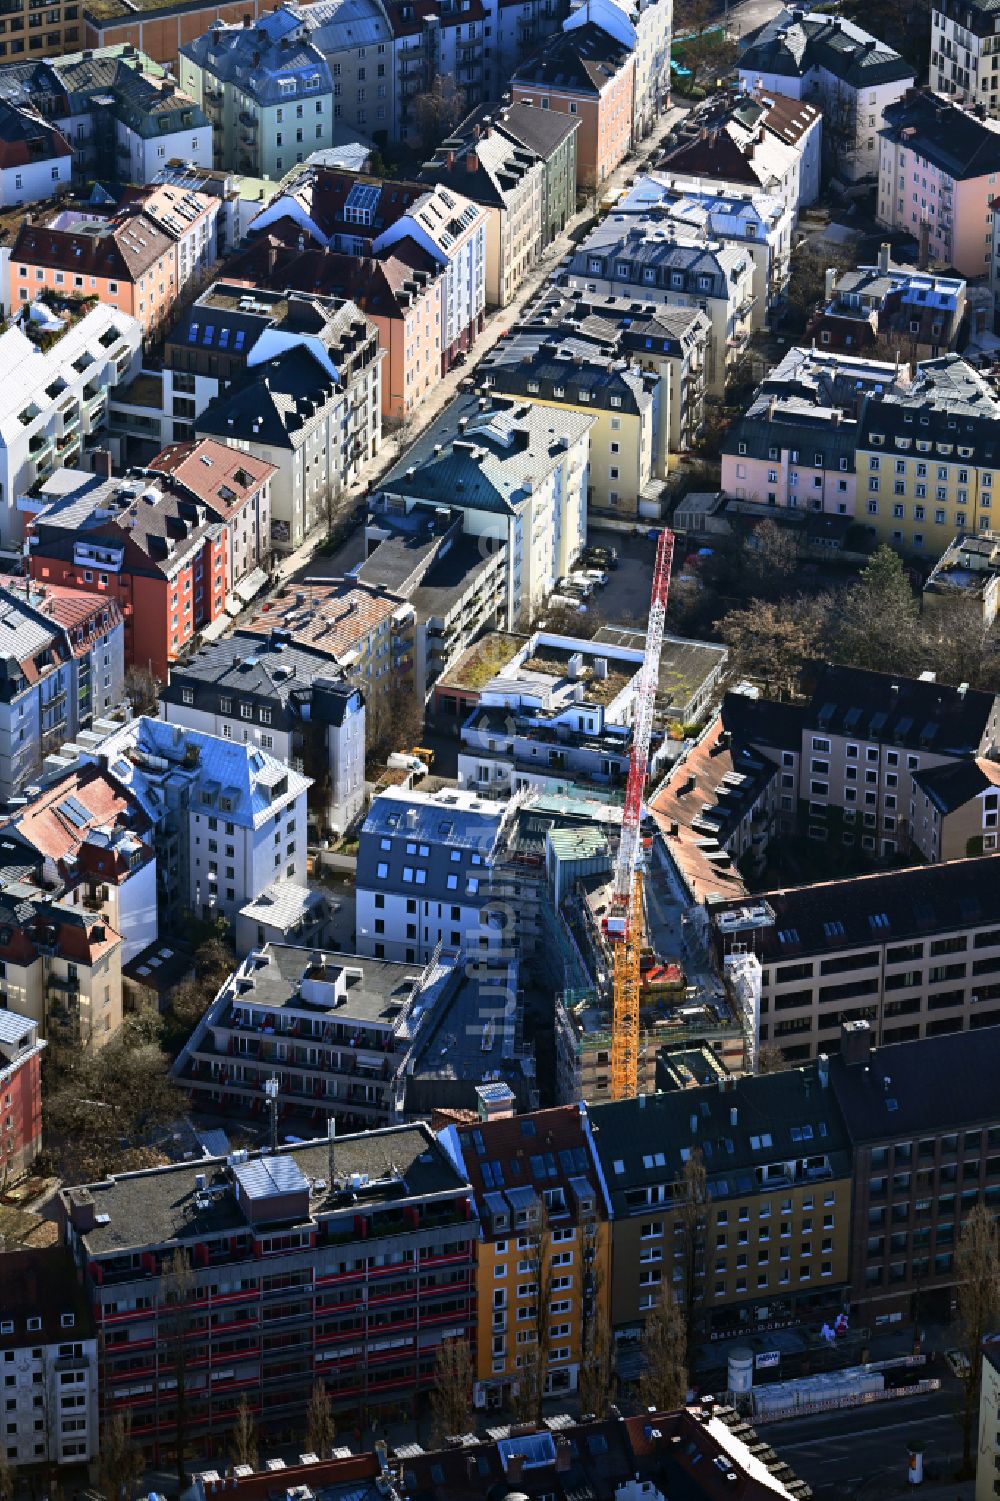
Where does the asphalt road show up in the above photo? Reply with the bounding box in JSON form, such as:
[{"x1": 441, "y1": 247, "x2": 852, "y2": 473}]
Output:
[{"x1": 764, "y1": 1387, "x2": 966, "y2": 1499}]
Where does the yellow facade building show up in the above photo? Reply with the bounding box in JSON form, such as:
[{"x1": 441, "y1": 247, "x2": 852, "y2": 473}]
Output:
[{"x1": 441, "y1": 1093, "x2": 611, "y2": 1408}]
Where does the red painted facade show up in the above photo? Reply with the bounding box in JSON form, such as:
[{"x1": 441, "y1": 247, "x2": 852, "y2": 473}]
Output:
[
  {"x1": 0, "y1": 1023, "x2": 44, "y2": 1180},
  {"x1": 29, "y1": 529, "x2": 229, "y2": 680}
]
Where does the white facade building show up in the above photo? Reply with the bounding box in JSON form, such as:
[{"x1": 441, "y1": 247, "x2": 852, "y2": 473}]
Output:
[
  {"x1": 82, "y1": 715, "x2": 311, "y2": 925},
  {"x1": 0, "y1": 1251, "x2": 98, "y2": 1471},
  {"x1": 355, "y1": 785, "x2": 517, "y2": 962},
  {"x1": 0, "y1": 304, "x2": 143, "y2": 549},
  {"x1": 376, "y1": 399, "x2": 595, "y2": 627}
]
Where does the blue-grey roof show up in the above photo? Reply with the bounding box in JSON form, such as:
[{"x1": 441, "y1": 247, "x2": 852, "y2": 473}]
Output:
[
  {"x1": 92, "y1": 715, "x2": 311, "y2": 831},
  {"x1": 181, "y1": 10, "x2": 334, "y2": 107},
  {"x1": 233, "y1": 1153, "x2": 310, "y2": 1200}
]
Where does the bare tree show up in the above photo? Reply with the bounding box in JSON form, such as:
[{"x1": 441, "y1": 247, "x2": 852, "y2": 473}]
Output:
[
  {"x1": 98, "y1": 1410, "x2": 143, "y2": 1501},
  {"x1": 305, "y1": 1379, "x2": 336, "y2": 1458},
  {"x1": 675, "y1": 1150, "x2": 707, "y2": 1368},
  {"x1": 638, "y1": 1282, "x2": 688, "y2": 1412},
  {"x1": 578, "y1": 1217, "x2": 615, "y2": 1418},
  {"x1": 756, "y1": 1042, "x2": 787, "y2": 1076},
  {"x1": 718, "y1": 597, "x2": 818, "y2": 700},
  {"x1": 956, "y1": 1202, "x2": 1000, "y2": 1476},
  {"x1": 231, "y1": 1395, "x2": 258, "y2": 1472},
  {"x1": 741, "y1": 521, "x2": 799, "y2": 597},
  {"x1": 124, "y1": 664, "x2": 161, "y2": 717},
  {"x1": 429, "y1": 1338, "x2": 474, "y2": 1443},
  {"x1": 512, "y1": 1206, "x2": 553, "y2": 1424},
  {"x1": 161, "y1": 1249, "x2": 195, "y2": 1489},
  {"x1": 413, "y1": 78, "x2": 467, "y2": 152}
]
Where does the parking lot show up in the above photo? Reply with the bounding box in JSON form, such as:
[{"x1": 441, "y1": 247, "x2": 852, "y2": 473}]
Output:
[{"x1": 561, "y1": 525, "x2": 659, "y2": 629}]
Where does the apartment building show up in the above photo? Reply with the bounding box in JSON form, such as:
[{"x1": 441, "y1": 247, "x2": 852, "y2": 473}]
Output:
[
  {"x1": 724, "y1": 660, "x2": 1000, "y2": 855},
  {"x1": 712, "y1": 854, "x2": 1000, "y2": 1061},
  {"x1": 829, "y1": 1020, "x2": 1000, "y2": 1322},
  {"x1": 808, "y1": 244, "x2": 966, "y2": 360},
  {"x1": 27, "y1": 469, "x2": 230, "y2": 678},
  {"x1": 159, "y1": 630, "x2": 366, "y2": 833},
  {"x1": 565, "y1": 221, "x2": 754, "y2": 396},
  {"x1": 475, "y1": 334, "x2": 658, "y2": 517},
  {"x1": 196, "y1": 302, "x2": 382, "y2": 552},
  {"x1": 857, "y1": 355, "x2": 1000, "y2": 558},
  {"x1": 512, "y1": 24, "x2": 635, "y2": 191},
  {"x1": 513, "y1": 285, "x2": 711, "y2": 456},
  {"x1": 249, "y1": 169, "x2": 489, "y2": 369},
  {"x1": 438, "y1": 1094, "x2": 612, "y2": 1406},
  {"x1": 0, "y1": 583, "x2": 124, "y2": 804},
  {"x1": 0, "y1": 301, "x2": 141, "y2": 550},
  {"x1": 0, "y1": 46, "x2": 211, "y2": 188},
  {"x1": 909, "y1": 754, "x2": 1000, "y2": 862},
  {"x1": 590, "y1": 1063, "x2": 852, "y2": 1340},
  {"x1": 58, "y1": 1128, "x2": 477, "y2": 1450},
  {"x1": 484, "y1": 101, "x2": 580, "y2": 245},
  {"x1": 615, "y1": 173, "x2": 793, "y2": 331},
  {"x1": 375, "y1": 396, "x2": 593, "y2": 626},
  {"x1": 0, "y1": 1012, "x2": 44, "y2": 1181},
  {"x1": 179, "y1": 11, "x2": 335, "y2": 180},
  {"x1": 457, "y1": 631, "x2": 645, "y2": 801},
  {"x1": 722, "y1": 394, "x2": 859, "y2": 514},
  {"x1": 221, "y1": 238, "x2": 444, "y2": 428},
  {"x1": 877, "y1": 88, "x2": 1000, "y2": 280},
  {"x1": 173, "y1": 942, "x2": 461, "y2": 1131},
  {"x1": 359, "y1": 501, "x2": 508, "y2": 698},
  {"x1": 739, "y1": 12, "x2": 915, "y2": 181},
  {"x1": 83, "y1": 714, "x2": 310, "y2": 925},
  {"x1": 420, "y1": 118, "x2": 544, "y2": 309},
  {"x1": 6, "y1": 760, "x2": 157, "y2": 964},
  {"x1": 239, "y1": 579, "x2": 415, "y2": 741},
  {"x1": 147, "y1": 439, "x2": 274, "y2": 588},
  {"x1": 10, "y1": 189, "x2": 219, "y2": 338},
  {"x1": 356, "y1": 784, "x2": 518, "y2": 963},
  {"x1": 0, "y1": 1248, "x2": 97, "y2": 1471},
  {"x1": 931, "y1": 0, "x2": 1000, "y2": 111},
  {"x1": 0, "y1": 885, "x2": 122, "y2": 1050},
  {"x1": 0, "y1": 100, "x2": 71, "y2": 209},
  {"x1": 187, "y1": 1409, "x2": 812, "y2": 1501}
]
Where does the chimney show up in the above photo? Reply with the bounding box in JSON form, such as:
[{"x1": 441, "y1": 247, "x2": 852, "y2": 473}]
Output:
[
  {"x1": 243, "y1": 11, "x2": 252, "y2": 22},
  {"x1": 878, "y1": 241, "x2": 891, "y2": 274},
  {"x1": 91, "y1": 447, "x2": 112, "y2": 479},
  {"x1": 824, "y1": 265, "x2": 838, "y2": 300},
  {"x1": 466, "y1": 150, "x2": 479, "y2": 172},
  {"x1": 841, "y1": 1019, "x2": 873, "y2": 1067},
  {"x1": 447, "y1": 149, "x2": 455, "y2": 170},
  {"x1": 66, "y1": 1187, "x2": 96, "y2": 1232},
  {"x1": 555, "y1": 1441, "x2": 571, "y2": 1473},
  {"x1": 817, "y1": 1053, "x2": 829, "y2": 1089},
  {"x1": 506, "y1": 1455, "x2": 526, "y2": 1485}
]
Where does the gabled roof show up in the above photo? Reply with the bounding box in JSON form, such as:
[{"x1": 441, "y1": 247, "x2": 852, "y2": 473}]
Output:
[
  {"x1": 512, "y1": 22, "x2": 634, "y2": 95},
  {"x1": 195, "y1": 344, "x2": 340, "y2": 450},
  {"x1": 6, "y1": 761, "x2": 153, "y2": 871},
  {"x1": 12, "y1": 208, "x2": 172, "y2": 282},
  {"x1": 453, "y1": 1103, "x2": 603, "y2": 1213},
  {"x1": 483, "y1": 99, "x2": 581, "y2": 158},
  {"x1": 148, "y1": 439, "x2": 275, "y2": 519},
  {"x1": 828, "y1": 1025, "x2": 1000, "y2": 1141}
]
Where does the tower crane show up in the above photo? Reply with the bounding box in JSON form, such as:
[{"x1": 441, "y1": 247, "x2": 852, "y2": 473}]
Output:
[{"x1": 609, "y1": 527, "x2": 674, "y2": 1102}]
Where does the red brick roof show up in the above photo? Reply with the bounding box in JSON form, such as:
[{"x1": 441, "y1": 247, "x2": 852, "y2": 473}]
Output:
[
  {"x1": 149, "y1": 439, "x2": 275, "y2": 521},
  {"x1": 8, "y1": 762, "x2": 152, "y2": 869}
]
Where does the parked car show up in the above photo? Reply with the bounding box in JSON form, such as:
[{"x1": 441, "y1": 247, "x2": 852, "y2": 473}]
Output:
[
  {"x1": 581, "y1": 568, "x2": 609, "y2": 587},
  {"x1": 551, "y1": 594, "x2": 587, "y2": 614},
  {"x1": 944, "y1": 1349, "x2": 971, "y2": 1380}
]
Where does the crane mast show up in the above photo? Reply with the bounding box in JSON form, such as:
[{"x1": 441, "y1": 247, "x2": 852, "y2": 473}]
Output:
[{"x1": 609, "y1": 527, "x2": 674, "y2": 1101}]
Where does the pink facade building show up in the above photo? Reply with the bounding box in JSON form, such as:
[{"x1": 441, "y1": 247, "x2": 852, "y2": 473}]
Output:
[{"x1": 877, "y1": 88, "x2": 1000, "y2": 280}]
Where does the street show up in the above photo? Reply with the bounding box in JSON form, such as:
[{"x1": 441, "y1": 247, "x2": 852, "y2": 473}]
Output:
[{"x1": 765, "y1": 1386, "x2": 969, "y2": 1499}]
